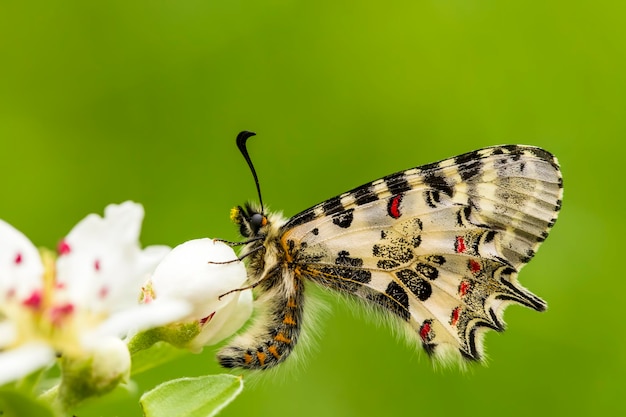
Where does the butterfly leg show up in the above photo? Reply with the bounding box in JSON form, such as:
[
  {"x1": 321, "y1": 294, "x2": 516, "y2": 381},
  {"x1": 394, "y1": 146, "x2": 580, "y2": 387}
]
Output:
[
  {"x1": 212, "y1": 236, "x2": 264, "y2": 247},
  {"x1": 210, "y1": 245, "x2": 265, "y2": 274}
]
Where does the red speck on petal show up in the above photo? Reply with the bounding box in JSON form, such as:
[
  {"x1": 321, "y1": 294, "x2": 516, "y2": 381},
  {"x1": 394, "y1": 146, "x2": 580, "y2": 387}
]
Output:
[
  {"x1": 14, "y1": 253, "x2": 23, "y2": 264},
  {"x1": 6, "y1": 288, "x2": 16, "y2": 299},
  {"x1": 57, "y1": 240, "x2": 71, "y2": 255},
  {"x1": 22, "y1": 290, "x2": 43, "y2": 309},
  {"x1": 99, "y1": 286, "x2": 109, "y2": 299},
  {"x1": 55, "y1": 281, "x2": 65, "y2": 289},
  {"x1": 49, "y1": 303, "x2": 74, "y2": 325},
  {"x1": 200, "y1": 312, "x2": 216, "y2": 326},
  {"x1": 459, "y1": 281, "x2": 470, "y2": 297},
  {"x1": 455, "y1": 236, "x2": 467, "y2": 253},
  {"x1": 469, "y1": 259, "x2": 481, "y2": 273},
  {"x1": 94, "y1": 259, "x2": 101, "y2": 271}
]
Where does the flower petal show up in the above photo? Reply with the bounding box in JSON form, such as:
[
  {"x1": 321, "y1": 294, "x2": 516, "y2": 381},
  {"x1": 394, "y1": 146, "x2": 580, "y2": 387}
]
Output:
[
  {"x1": 0, "y1": 219, "x2": 44, "y2": 304},
  {"x1": 150, "y1": 239, "x2": 248, "y2": 320},
  {"x1": 0, "y1": 342, "x2": 56, "y2": 386}
]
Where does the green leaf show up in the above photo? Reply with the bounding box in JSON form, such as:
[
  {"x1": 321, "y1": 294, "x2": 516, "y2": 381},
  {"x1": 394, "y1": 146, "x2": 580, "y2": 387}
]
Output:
[
  {"x1": 0, "y1": 389, "x2": 58, "y2": 417},
  {"x1": 140, "y1": 374, "x2": 243, "y2": 417}
]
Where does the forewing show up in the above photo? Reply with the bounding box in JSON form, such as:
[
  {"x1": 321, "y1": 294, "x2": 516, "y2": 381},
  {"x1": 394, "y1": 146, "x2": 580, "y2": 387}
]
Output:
[{"x1": 281, "y1": 145, "x2": 562, "y2": 360}]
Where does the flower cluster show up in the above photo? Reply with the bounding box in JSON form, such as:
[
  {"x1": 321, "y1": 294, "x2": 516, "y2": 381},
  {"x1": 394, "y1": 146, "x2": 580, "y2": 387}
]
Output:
[{"x1": 0, "y1": 202, "x2": 252, "y2": 408}]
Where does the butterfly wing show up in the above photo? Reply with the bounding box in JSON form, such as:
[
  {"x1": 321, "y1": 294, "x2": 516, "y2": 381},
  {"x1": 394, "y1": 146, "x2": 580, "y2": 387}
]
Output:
[{"x1": 281, "y1": 145, "x2": 562, "y2": 361}]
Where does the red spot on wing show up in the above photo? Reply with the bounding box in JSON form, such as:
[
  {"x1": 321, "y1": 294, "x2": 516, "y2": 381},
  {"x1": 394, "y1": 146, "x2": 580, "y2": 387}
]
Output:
[
  {"x1": 468, "y1": 259, "x2": 481, "y2": 273},
  {"x1": 459, "y1": 281, "x2": 470, "y2": 297},
  {"x1": 450, "y1": 307, "x2": 460, "y2": 326},
  {"x1": 387, "y1": 194, "x2": 404, "y2": 219},
  {"x1": 14, "y1": 253, "x2": 23, "y2": 264},
  {"x1": 419, "y1": 320, "x2": 433, "y2": 342},
  {"x1": 455, "y1": 236, "x2": 467, "y2": 253},
  {"x1": 94, "y1": 259, "x2": 101, "y2": 271}
]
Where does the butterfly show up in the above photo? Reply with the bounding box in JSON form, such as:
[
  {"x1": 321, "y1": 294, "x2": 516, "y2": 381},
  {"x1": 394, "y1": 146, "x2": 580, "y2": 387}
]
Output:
[{"x1": 217, "y1": 131, "x2": 562, "y2": 369}]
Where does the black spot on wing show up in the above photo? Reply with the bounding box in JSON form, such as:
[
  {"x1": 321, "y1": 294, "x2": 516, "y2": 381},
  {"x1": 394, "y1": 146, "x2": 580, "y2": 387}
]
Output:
[
  {"x1": 377, "y1": 259, "x2": 401, "y2": 270},
  {"x1": 372, "y1": 241, "x2": 414, "y2": 264},
  {"x1": 418, "y1": 161, "x2": 441, "y2": 172},
  {"x1": 368, "y1": 282, "x2": 410, "y2": 321},
  {"x1": 415, "y1": 263, "x2": 439, "y2": 280},
  {"x1": 423, "y1": 343, "x2": 437, "y2": 357},
  {"x1": 314, "y1": 264, "x2": 372, "y2": 293},
  {"x1": 423, "y1": 173, "x2": 454, "y2": 197},
  {"x1": 335, "y1": 250, "x2": 364, "y2": 267},
  {"x1": 426, "y1": 255, "x2": 446, "y2": 265},
  {"x1": 501, "y1": 145, "x2": 523, "y2": 161},
  {"x1": 384, "y1": 172, "x2": 412, "y2": 195},
  {"x1": 454, "y1": 149, "x2": 481, "y2": 166},
  {"x1": 527, "y1": 147, "x2": 556, "y2": 163},
  {"x1": 424, "y1": 191, "x2": 438, "y2": 208},
  {"x1": 332, "y1": 209, "x2": 354, "y2": 228},
  {"x1": 537, "y1": 230, "x2": 549, "y2": 242},
  {"x1": 323, "y1": 196, "x2": 344, "y2": 216},
  {"x1": 396, "y1": 269, "x2": 432, "y2": 301},
  {"x1": 455, "y1": 150, "x2": 483, "y2": 182},
  {"x1": 456, "y1": 206, "x2": 473, "y2": 227},
  {"x1": 483, "y1": 230, "x2": 496, "y2": 243},
  {"x1": 352, "y1": 184, "x2": 379, "y2": 206}
]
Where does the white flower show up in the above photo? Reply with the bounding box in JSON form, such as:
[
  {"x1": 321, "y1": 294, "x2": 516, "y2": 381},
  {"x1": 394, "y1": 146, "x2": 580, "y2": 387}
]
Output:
[
  {"x1": 1, "y1": 202, "x2": 253, "y2": 389},
  {"x1": 55, "y1": 202, "x2": 170, "y2": 314},
  {"x1": 143, "y1": 238, "x2": 252, "y2": 351},
  {"x1": 0, "y1": 202, "x2": 181, "y2": 385},
  {"x1": 0, "y1": 219, "x2": 52, "y2": 385}
]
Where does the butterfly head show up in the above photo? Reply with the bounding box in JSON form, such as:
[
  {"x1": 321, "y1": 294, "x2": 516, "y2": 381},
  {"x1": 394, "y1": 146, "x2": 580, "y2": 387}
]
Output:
[{"x1": 230, "y1": 204, "x2": 268, "y2": 238}]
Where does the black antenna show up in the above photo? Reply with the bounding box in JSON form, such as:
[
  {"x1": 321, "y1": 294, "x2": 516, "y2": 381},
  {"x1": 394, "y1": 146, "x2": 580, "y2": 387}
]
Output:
[{"x1": 236, "y1": 131, "x2": 264, "y2": 212}]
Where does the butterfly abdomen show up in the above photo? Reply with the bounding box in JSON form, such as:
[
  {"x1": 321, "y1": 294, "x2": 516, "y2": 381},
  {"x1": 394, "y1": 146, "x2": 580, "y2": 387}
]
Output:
[{"x1": 217, "y1": 267, "x2": 305, "y2": 370}]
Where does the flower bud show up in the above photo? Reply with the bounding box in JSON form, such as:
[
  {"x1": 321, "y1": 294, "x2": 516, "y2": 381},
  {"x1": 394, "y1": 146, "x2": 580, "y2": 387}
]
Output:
[
  {"x1": 57, "y1": 337, "x2": 131, "y2": 409},
  {"x1": 144, "y1": 238, "x2": 253, "y2": 350}
]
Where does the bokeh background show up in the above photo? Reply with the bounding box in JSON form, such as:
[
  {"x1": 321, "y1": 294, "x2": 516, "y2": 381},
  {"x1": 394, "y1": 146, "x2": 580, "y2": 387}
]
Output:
[{"x1": 1, "y1": 1, "x2": 624, "y2": 416}]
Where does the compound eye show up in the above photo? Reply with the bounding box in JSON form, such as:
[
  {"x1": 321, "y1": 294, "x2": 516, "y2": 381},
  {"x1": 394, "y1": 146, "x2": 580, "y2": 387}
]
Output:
[{"x1": 250, "y1": 213, "x2": 266, "y2": 234}]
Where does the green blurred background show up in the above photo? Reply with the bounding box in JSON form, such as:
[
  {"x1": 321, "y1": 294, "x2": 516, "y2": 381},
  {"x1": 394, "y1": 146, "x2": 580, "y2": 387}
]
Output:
[{"x1": 1, "y1": 0, "x2": 623, "y2": 416}]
